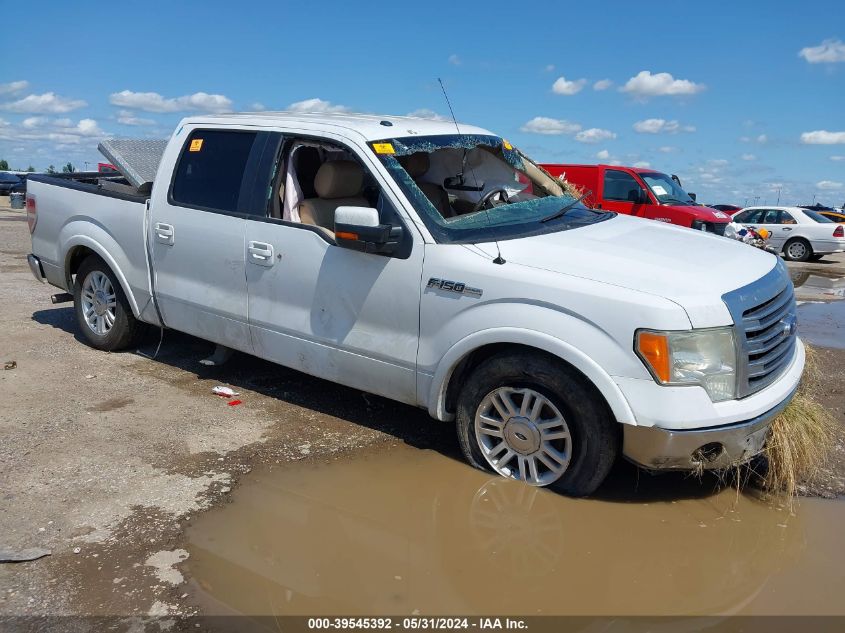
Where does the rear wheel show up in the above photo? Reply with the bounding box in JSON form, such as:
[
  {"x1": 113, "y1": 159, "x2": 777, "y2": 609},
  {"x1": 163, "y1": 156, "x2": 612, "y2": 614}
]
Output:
[
  {"x1": 783, "y1": 238, "x2": 812, "y2": 262},
  {"x1": 73, "y1": 256, "x2": 144, "y2": 351},
  {"x1": 455, "y1": 351, "x2": 618, "y2": 497}
]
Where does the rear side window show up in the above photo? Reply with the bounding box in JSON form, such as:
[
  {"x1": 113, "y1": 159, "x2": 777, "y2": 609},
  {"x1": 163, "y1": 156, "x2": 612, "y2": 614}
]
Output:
[
  {"x1": 805, "y1": 210, "x2": 833, "y2": 223},
  {"x1": 603, "y1": 170, "x2": 643, "y2": 202},
  {"x1": 171, "y1": 130, "x2": 257, "y2": 213}
]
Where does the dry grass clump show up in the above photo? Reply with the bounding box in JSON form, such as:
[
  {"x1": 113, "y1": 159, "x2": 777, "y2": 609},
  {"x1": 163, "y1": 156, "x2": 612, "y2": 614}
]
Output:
[
  {"x1": 759, "y1": 344, "x2": 838, "y2": 498},
  {"x1": 558, "y1": 176, "x2": 586, "y2": 200}
]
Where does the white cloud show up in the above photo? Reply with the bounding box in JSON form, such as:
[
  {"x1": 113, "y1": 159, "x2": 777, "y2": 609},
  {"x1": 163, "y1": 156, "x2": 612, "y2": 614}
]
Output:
[
  {"x1": 448, "y1": 54, "x2": 461, "y2": 66},
  {"x1": 544, "y1": 64, "x2": 555, "y2": 72},
  {"x1": 799, "y1": 39, "x2": 845, "y2": 63},
  {"x1": 593, "y1": 79, "x2": 613, "y2": 91},
  {"x1": 801, "y1": 130, "x2": 845, "y2": 145},
  {"x1": 596, "y1": 149, "x2": 610, "y2": 160},
  {"x1": 0, "y1": 117, "x2": 106, "y2": 145},
  {"x1": 249, "y1": 102, "x2": 266, "y2": 111},
  {"x1": 109, "y1": 90, "x2": 232, "y2": 113},
  {"x1": 817, "y1": 180, "x2": 843, "y2": 190},
  {"x1": 741, "y1": 153, "x2": 757, "y2": 161},
  {"x1": 406, "y1": 108, "x2": 449, "y2": 121},
  {"x1": 621, "y1": 71, "x2": 705, "y2": 98},
  {"x1": 117, "y1": 110, "x2": 155, "y2": 126},
  {"x1": 552, "y1": 76, "x2": 587, "y2": 95},
  {"x1": 0, "y1": 80, "x2": 29, "y2": 95},
  {"x1": 575, "y1": 128, "x2": 616, "y2": 143},
  {"x1": 286, "y1": 98, "x2": 351, "y2": 114},
  {"x1": 658, "y1": 146, "x2": 676, "y2": 153},
  {"x1": 520, "y1": 117, "x2": 581, "y2": 135},
  {"x1": 739, "y1": 133, "x2": 768, "y2": 144},
  {"x1": 831, "y1": 155, "x2": 845, "y2": 161},
  {"x1": 0, "y1": 92, "x2": 87, "y2": 113},
  {"x1": 633, "y1": 161, "x2": 651, "y2": 168},
  {"x1": 757, "y1": 134, "x2": 768, "y2": 143},
  {"x1": 632, "y1": 118, "x2": 695, "y2": 134},
  {"x1": 22, "y1": 116, "x2": 47, "y2": 129}
]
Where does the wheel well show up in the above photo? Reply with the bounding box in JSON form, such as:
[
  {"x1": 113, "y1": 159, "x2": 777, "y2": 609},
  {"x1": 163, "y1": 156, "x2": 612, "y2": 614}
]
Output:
[
  {"x1": 783, "y1": 236, "x2": 811, "y2": 251},
  {"x1": 65, "y1": 246, "x2": 100, "y2": 287},
  {"x1": 443, "y1": 343, "x2": 615, "y2": 423}
]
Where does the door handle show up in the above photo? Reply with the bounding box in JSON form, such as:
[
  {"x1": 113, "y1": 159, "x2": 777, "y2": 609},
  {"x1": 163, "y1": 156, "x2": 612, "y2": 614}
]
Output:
[
  {"x1": 782, "y1": 227, "x2": 792, "y2": 231},
  {"x1": 154, "y1": 222, "x2": 174, "y2": 245},
  {"x1": 248, "y1": 241, "x2": 274, "y2": 267}
]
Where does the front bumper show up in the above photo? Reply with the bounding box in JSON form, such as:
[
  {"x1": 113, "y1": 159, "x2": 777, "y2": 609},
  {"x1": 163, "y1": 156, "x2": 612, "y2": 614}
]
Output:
[
  {"x1": 27, "y1": 254, "x2": 47, "y2": 283},
  {"x1": 622, "y1": 386, "x2": 796, "y2": 470}
]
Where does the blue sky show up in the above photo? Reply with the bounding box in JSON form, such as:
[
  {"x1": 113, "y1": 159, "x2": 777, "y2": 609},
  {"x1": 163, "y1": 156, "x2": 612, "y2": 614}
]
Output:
[{"x1": 1, "y1": 0, "x2": 843, "y2": 206}]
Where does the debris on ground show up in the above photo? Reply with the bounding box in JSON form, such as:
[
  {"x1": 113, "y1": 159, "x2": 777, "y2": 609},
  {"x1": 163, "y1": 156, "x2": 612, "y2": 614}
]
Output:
[
  {"x1": 227, "y1": 400, "x2": 242, "y2": 407},
  {"x1": 211, "y1": 386, "x2": 239, "y2": 398},
  {"x1": 4, "y1": 360, "x2": 16, "y2": 370},
  {"x1": 0, "y1": 547, "x2": 51, "y2": 563}
]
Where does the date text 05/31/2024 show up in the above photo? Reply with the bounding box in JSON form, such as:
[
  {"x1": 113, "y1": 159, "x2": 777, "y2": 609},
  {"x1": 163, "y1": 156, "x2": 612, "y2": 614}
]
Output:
[{"x1": 307, "y1": 617, "x2": 528, "y2": 630}]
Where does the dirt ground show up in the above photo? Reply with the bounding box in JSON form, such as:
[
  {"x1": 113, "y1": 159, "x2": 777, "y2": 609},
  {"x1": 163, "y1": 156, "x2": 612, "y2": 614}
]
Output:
[{"x1": 1, "y1": 198, "x2": 843, "y2": 625}]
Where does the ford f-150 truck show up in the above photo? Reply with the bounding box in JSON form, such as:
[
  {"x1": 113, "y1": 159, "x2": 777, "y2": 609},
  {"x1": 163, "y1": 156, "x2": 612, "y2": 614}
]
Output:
[
  {"x1": 26, "y1": 112, "x2": 803, "y2": 496},
  {"x1": 540, "y1": 163, "x2": 732, "y2": 234}
]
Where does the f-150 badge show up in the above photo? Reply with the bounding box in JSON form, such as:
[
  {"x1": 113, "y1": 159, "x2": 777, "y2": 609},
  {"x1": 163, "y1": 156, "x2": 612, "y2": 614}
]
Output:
[{"x1": 426, "y1": 278, "x2": 483, "y2": 298}]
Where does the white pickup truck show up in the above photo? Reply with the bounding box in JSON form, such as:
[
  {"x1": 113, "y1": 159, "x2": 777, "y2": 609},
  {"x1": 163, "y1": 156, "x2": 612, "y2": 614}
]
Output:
[{"x1": 26, "y1": 112, "x2": 804, "y2": 495}]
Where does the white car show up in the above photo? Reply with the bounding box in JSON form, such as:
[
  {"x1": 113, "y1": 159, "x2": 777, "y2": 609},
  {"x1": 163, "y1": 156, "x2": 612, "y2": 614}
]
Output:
[
  {"x1": 25, "y1": 112, "x2": 804, "y2": 496},
  {"x1": 732, "y1": 205, "x2": 845, "y2": 262}
]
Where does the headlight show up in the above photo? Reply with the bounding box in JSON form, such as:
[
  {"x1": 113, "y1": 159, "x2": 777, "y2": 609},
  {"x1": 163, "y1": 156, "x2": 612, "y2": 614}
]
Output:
[{"x1": 635, "y1": 327, "x2": 737, "y2": 402}]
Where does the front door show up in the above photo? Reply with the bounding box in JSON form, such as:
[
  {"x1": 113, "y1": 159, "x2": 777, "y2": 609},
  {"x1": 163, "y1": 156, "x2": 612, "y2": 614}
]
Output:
[
  {"x1": 148, "y1": 127, "x2": 265, "y2": 353},
  {"x1": 244, "y1": 137, "x2": 423, "y2": 405},
  {"x1": 600, "y1": 168, "x2": 650, "y2": 219}
]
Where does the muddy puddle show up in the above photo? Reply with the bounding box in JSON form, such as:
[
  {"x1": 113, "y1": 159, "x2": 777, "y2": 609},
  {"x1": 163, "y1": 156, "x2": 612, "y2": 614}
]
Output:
[
  {"x1": 183, "y1": 444, "x2": 845, "y2": 618},
  {"x1": 798, "y1": 300, "x2": 845, "y2": 349},
  {"x1": 791, "y1": 270, "x2": 845, "y2": 302}
]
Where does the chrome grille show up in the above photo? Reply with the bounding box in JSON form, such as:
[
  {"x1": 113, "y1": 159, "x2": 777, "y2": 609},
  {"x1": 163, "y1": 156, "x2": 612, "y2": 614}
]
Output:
[{"x1": 722, "y1": 261, "x2": 798, "y2": 398}]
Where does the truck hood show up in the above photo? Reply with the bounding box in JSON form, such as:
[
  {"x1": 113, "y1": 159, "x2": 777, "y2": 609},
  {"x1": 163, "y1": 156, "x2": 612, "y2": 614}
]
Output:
[
  {"x1": 662, "y1": 203, "x2": 732, "y2": 222},
  {"x1": 484, "y1": 214, "x2": 779, "y2": 328}
]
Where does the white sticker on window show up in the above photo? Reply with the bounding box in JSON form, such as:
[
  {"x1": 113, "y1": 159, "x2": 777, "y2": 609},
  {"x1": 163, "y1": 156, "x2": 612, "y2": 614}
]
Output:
[{"x1": 652, "y1": 185, "x2": 668, "y2": 195}]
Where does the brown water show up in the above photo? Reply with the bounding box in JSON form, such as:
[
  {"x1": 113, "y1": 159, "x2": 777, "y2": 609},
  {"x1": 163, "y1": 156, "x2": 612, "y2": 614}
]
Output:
[
  {"x1": 184, "y1": 444, "x2": 845, "y2": 617},
  {"x1": 798, "y1": 300, "x2": 845, "y2": 350}
]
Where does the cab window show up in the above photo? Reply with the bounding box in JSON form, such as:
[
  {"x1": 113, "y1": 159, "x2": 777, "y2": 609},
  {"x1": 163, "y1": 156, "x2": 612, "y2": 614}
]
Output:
[{"x1": 603, "y1": 170, "x2": 645, "y2": 203}]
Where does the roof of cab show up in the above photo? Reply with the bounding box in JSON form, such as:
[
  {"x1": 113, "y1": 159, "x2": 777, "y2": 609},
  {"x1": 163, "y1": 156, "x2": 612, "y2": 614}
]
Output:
[{"x1": 182, "y1": 111, "x2": 495, "y2": 142}]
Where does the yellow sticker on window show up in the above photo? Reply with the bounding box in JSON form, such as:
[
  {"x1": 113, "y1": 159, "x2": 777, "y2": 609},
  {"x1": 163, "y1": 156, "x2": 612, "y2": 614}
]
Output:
[
  {"x1": 502, "y1": 139, "x2": 513, "y2": 150},
  {"x1": 372, "y1": 143, "x2": 395, "y2": 155},
  {"x1": 189, "y1": 139, "x2": 204, "y2": 152}
]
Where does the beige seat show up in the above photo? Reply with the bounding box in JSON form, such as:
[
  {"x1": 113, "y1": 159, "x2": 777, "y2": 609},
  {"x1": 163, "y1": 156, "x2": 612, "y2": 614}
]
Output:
[
  {"x1": 298, "y1": 161, "x2": 369, "y2": 238},
  {"x1": 399, "y1": 152, "x2": 453, "y2": 218}
]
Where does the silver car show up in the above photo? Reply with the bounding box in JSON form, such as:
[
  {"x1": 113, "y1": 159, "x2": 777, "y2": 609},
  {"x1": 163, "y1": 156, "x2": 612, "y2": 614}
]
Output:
[{"x1": 731, "y1": 205, "x2": 845, "y2": 261}]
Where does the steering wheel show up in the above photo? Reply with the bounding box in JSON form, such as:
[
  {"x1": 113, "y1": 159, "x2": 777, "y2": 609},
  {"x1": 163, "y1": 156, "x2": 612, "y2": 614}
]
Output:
[{"x1": 473, "y1": 187, "x2": 511, "y2": 213}]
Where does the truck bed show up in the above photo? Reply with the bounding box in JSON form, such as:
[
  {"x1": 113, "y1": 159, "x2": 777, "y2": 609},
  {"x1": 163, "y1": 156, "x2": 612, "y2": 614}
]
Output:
[{"x1": 28, "y1": 173, "x2": 160, "y2": 325}]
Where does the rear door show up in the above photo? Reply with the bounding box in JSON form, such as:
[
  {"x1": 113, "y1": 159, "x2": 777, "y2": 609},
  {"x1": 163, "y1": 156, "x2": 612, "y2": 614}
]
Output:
[
  {"x1": 599, "y1": 168, "x2": 650, "y2": 218},
  {"x1": 149, "y1": 127, "x2": 264, "y2": 353}
]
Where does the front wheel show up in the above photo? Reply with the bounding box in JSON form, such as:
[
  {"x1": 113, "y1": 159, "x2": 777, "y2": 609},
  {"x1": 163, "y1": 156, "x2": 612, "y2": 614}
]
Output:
[
  {"x1": 73, "y1": 255, "x2": 145, "y2": 351},
  {"x1": 455, "y1": 351, "x2": 619, "y2": 497}
]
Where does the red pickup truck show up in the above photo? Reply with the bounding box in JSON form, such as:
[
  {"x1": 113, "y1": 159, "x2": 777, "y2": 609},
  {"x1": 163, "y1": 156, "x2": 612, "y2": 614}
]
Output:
[{"x1": 541, "y1": 163, "x2": 731, "y2": 235}]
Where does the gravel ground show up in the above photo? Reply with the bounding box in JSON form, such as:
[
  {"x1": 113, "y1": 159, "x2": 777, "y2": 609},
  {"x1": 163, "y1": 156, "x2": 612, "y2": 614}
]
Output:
[{"x1": 1, "y1": 197, "x2": 843, "y2": 626}]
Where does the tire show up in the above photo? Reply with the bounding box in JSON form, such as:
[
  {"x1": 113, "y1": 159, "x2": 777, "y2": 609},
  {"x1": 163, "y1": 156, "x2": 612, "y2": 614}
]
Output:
[
  {"x1": 73, "y1": 255, "x2": 145, "y2": 351},
  {"x1": 783, "y1": 238, "x2": 812, "y2": 262},
  {"x1": 455, "y1": 351, "x2": 619, "y2": 497}
]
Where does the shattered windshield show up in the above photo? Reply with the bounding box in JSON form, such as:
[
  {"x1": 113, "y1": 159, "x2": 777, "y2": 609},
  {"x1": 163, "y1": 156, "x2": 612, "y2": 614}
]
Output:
[
  {"x1": 371, "y1": 134, "x2": 613, "y2": 244},
  {"x1": 640, "y1": 172, "x2": 696, "y2": 205}
]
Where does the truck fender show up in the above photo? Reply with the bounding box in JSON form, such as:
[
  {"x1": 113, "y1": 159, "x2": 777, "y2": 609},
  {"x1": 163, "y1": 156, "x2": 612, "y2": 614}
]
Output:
[
  {"x1": 427, "y1": 327, "x2": 636, "y2": 426},
  {"x1": 61, "y1": 234, "x2": 141, "y2": 318}
]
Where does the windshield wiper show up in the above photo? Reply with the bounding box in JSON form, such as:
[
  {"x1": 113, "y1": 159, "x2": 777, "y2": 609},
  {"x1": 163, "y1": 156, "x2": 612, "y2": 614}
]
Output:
[{"x1": 540, "y1": 190, "x2": 592, "y2": 223}]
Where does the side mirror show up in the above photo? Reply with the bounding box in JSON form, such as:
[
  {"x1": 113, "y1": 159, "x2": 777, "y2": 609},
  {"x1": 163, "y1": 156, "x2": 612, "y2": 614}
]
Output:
[
  {"x1": 334, "y1": 206, "x2": 403, "y2": 255},
  {"x1": 688, "y1": 192, "x2": 697, "y2": 202}
]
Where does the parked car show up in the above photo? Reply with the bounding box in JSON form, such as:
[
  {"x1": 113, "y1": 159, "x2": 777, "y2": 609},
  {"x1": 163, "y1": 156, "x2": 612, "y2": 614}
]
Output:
[
  {"x1": 711, "y1": 204, "x2": 743, "y2": 214},
  {"x1": 0, "y1": 172, "x2": 22, "y2": 195},
  {"x1": 732, "y1": 206, "x2": 845, "y2": 261},
  {"x1": 818, "y1": 210, "x2": 845, "y2": 223},
  {"x1": 26, "y1": 112, "x2": 804, "y2": 496},
  {"x1": 540, "y1": 163, "x2": 732, "y2": 234}
]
